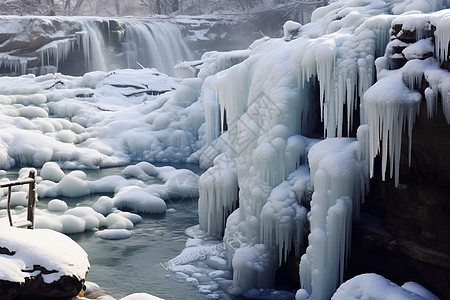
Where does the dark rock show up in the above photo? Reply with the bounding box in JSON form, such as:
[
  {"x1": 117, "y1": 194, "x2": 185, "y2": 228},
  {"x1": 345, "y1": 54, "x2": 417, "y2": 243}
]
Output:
[
  {"x1": 0, "y1": 274, "x2": 85, "y2": 300},
  {"x1": 388, "y1": 54, "x2": 407, "y2": 70},
  {"x1": 350, "y1": 100, "x2": 450, "y2": 299}
]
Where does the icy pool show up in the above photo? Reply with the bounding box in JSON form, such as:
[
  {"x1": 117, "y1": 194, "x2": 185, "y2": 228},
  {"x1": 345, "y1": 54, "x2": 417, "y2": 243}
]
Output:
[
  {"x1": 33, "y1": 164, "x2": 211, "y2": 300},
  {"x1": 2, "y1": 164, "x2": 293, "y2": 300},
  {"x1": 70, "y1": 196, "x2": 202, "y2": 299}
]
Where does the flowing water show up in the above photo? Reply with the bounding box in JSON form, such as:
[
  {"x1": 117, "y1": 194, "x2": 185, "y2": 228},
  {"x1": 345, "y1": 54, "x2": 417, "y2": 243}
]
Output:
[
  {"x1": 33, "y1": 164, "x2": 209, "y2": 300},
  {"x1": 70, "y1": 196, "x2": 202, "y2": 299},
  {"x1": 4, "y1": 165, "x2": 291, "y2": 300}
]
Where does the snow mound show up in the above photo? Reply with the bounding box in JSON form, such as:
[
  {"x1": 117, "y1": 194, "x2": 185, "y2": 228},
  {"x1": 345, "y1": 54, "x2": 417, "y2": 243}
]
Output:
[
  {"x1": 95, "y1": 229, "x2": 132, "y2": 240},
  {"x1": 331, "y1": 274, "x2": 439, "y2": 300},
  {"x1": 0, "y1": 227, "x2": 89, "y2": 284},
  {"x1": 47, "y1": 199, "x2": 68, "y2": 212},
  {"x1": 120, "y1": 293, "x2": 163, "y2": 300}
]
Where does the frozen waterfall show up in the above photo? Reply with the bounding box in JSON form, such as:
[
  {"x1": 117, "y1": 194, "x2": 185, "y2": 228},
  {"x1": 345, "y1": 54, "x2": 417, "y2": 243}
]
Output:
[{"x1": 0, "y1": 16, "x2": 193, "y2": 77}]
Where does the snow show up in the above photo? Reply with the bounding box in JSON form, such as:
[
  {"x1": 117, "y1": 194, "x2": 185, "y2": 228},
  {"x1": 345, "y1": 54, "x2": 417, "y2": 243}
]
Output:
[
  {"x1": 401, "y1": 281, "x2": 442, "y2": 300},
  {"x1": 95, "y1": 228, "x2": 132, "y2": 240},
  {"x1": 331, "y1": 274, "x2": 439, "y2": 300},
  {"x1": 402, "y1": 37, "x2": 434, "y2": 60},
  {"x1": 283, "y1": 20, "x2": 302, "y2": 38},
  {"x1": 92, "y1": 196, "x2": 115, "y2": 215},
  {"x1": 119, "y1": 293, "x2": 163, "y2": 300},
  {"x1": 40, "y1": 161, "x2": 66, "y2": 182},
  {"x1": 0, "y1": 68, "x2": 203, "y2": 169},
  {"x1": 0, "y1": 227, "x2": 89, "y2": 284},
  {"x1": 2, "y1": 161, "x2": 197, "y2": 235}
]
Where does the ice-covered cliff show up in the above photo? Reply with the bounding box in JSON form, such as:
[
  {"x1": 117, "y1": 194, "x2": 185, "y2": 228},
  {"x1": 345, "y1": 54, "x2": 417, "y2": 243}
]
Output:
[{"x1": 192, "y1": 0, "x2": 450, "y2": 299}]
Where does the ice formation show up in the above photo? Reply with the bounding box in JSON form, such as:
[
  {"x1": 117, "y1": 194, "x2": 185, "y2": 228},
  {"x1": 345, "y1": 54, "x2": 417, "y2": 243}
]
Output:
[{"x1": 192, "y1": 0, "x2": 449, "y2": 299}]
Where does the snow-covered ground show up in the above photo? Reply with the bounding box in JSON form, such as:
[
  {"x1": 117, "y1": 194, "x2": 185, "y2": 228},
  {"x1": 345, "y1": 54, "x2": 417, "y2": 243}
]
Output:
[{"x1": 1, "y1": 0, "x2": 449, "y2": 299}]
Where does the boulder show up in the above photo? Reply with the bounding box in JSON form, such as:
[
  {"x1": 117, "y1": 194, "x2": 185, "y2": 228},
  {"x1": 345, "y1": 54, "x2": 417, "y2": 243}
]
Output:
[{"x1": 0, "y1": 227, "x2": 89, "y2": 300}]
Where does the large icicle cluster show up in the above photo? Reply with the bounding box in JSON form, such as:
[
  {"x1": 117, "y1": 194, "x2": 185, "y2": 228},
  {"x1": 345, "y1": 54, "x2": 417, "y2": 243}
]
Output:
[
  {"x1": 363, "y1": 10, "x2": 450, "y2": 187},
  {"x1": 196, "y1": 0, "x2": 396, "y2": 296},
  {"x1": 363, "y1": 69, "x2": 422, "y2": 186},
  {"x1": 37, "y1": 38, "x2": 77, "y2": 74},
  {"x1": 194, "y1": 0, "x2": 450, "y2": 299}
]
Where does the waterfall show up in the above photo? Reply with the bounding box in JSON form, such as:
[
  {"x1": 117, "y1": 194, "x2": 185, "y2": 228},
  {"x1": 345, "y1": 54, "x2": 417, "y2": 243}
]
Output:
[
  {"x1": 0, "y1": 16, "x2": 193, "y2": 77},
  {"x1": 123, "y1": 19, "x2": 192, "y2": 76}
]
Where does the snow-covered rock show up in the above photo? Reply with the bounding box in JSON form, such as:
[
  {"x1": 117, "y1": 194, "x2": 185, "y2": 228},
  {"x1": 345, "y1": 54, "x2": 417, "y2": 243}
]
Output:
[{"x1": 0, "y1": 227, "x2": 89, "y2": 300}]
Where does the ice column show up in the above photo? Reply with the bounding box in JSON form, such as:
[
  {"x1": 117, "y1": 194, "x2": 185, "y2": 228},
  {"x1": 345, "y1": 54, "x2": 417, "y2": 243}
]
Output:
[{"x1": 299, "y1": 138, "x2": 365, "y2": 300}]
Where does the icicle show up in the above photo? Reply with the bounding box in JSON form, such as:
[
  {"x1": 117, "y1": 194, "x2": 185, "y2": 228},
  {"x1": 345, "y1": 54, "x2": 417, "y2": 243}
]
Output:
[
  {"x1": 230, "y1": 244, "x2": 276, "y2": 294},
  {"x1": 433, "y1": 13, "x2": 450, "y2": 65},
  {"x1": 363, "y1": 71, "x2": 422, "y2": 186},
  {"x1": 36, "y1": 38, "x2": 76, "y2": 74},
  {"x1": 198, "y1": 153, "x2": 238, "y2": 237},
  {"x1": 260, "y1": 167, "x2": 309, "y2": 265},
  {"x1": 315, "y1": 39, "x2": 337, "y2": 134},
  {"x1": 216, "y1": 63, "x2": 250, "y2": 157}
]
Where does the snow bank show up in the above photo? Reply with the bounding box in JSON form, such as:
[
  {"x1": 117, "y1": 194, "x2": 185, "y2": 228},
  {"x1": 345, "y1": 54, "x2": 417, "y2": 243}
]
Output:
[
  {"x1": 2, "y1": 162, "x2": 197, "y2": 236},
  {"x1": 0, "y1": 68, "x2": 204, "y2": 170}
]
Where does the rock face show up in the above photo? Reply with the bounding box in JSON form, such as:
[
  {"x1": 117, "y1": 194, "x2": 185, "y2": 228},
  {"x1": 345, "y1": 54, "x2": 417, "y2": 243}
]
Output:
[
  {"x1": 0, "y1": 227, "x2": 89, "y2": 300},
  {"x1": 349, "y1": 16, "x2": 450, "y2": 300},
  {"x1": 0, "y1": 275, "x2": 84, "y2": 300}
]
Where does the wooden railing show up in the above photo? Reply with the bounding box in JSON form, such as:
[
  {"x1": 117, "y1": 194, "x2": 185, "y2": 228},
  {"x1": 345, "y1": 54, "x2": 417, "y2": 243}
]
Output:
[{"x1": 1, "y1": 170, "x2": 36, "y2": 229}]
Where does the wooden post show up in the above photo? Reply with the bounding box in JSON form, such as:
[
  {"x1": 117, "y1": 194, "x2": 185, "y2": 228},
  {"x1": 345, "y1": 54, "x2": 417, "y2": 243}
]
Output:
[
  {"x1": 7, "y1": 186, "x2": 13, "y2": 227},
  {"x1": 27, "y1": 171, "x2": 36, "y2": 229}
]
